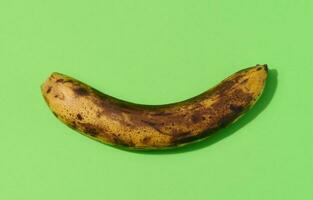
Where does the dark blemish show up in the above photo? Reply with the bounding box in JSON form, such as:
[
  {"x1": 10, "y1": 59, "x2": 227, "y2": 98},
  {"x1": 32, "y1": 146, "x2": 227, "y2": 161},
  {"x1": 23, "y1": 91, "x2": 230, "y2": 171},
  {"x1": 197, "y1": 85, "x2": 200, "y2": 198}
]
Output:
[
  {"x1": 64, "y1": 80, "x2": 74, "y2": 83},
  {"x1": 210, "y1": 90, "x2": 252, "y2": 126},
  {"x1": 264, "y1": 64, "x2": 268, "y2": 72},
  {"x1": 232, "y1": 89, "x2": 253, "y2": 102},
  {"x1": 257, "y1": 67, "x2": 262, "y2": 71},
  {"x1": 171, "y1": 127, "x2": 218, "y2": 145},
  {"x1": 218, "y1": 115, "x2": 233, "y2": 128},
  {"x1": 141, "y1": 120, "x2": 164, "y2": 134},
  {"x1": 178, "y1": 131, "x2": 192, "y2": 137},
  {"x1": 120, "y1": 109, "x2": 131, "y2": 114},
  {"x1": 111, "y1": 134, "x2": 128, "y2": 146},
  {"x1": 190, "y1": 103, "x2": 202, "y2": 110},
  {"x1": 127, "y1": 140, "x2": 135, "y2": 147},
  {"x1": 84, "y1": 126, "x2": 99, "y2": 137},
  {"x1": 57, "y1": 79, "x2": 74, "y2": 84},
  {"x1": 142, "y1": 136, "x2": 151, "y2": 144},
  {"x1": 111, "y1": 133, "x2": 134, "y2": 147},
  {"x1": 69, "y1": 121, "x2": 77, "y2": 129},
  {"x1": 54, "y1": 94, "x2": 65, "y2": 100},
  {"x1": 191, "y1": 114, "x2": 202, "y2": 123},
  {"x1": 74, "y1": 87, "x2": 89, "y2": 96},
  {"x1": 141, "y1": 120, "x2": 157, "y2": 126},
  {"x1": 229, "y1": 104, "x2": 244, "y2": 114},
  {"x1": 218, "y1": 105, "x2": 244, "y2": 128},
  {"x1": 171, "y1": 131, "x2": 192, "y2": 143},
  {"x1": 214, "y1": 80, "x2": 235, "y2": 95},
  {"x1": 151, "y1": 111, "x2": 172, "y2": 116},
  {"x1": 112, "y1": 137, "x2": 123, "y2": 146},
  {"x1": 56, "y1": 79, "x2": 64, "y2": 83},
  {"x1": 76, "y1": 114, "x2": 83, "y2": 120},
  {"x1": 76, "y1": 122, "x2": 102, "y2": 137},
  {"x1": 52, "y1": 112, "x2": 58, "y2": 118},
  {"x1": 213, "y1": 74, "x2": 245, "y2": 95},
  {"x1": 240, "y1": 79, "x2": 248, "y2": 84},
  {"x1": 46, "y1": 87, "x2": 52, "y2": 93}
]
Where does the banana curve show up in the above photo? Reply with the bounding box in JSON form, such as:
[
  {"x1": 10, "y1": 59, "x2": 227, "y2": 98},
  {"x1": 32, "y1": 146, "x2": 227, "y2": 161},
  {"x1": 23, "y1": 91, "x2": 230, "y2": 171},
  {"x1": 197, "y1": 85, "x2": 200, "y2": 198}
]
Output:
[{"x1": 41, "y1": 64, "x2": 268, "y2": 149}]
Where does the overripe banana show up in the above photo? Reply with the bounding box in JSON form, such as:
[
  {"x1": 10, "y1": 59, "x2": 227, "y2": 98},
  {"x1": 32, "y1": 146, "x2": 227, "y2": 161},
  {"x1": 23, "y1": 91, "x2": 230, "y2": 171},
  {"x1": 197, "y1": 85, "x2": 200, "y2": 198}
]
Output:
[{"x1": 41, "y1": 64, "x2": 268, "y2": 150}]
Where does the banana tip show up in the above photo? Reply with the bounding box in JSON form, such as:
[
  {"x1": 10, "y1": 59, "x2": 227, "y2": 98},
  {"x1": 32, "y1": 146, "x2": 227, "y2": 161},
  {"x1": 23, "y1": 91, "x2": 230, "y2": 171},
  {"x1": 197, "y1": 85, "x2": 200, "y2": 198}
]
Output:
[{"x1": 263, "y1": 64, "x2": 268, "y2": 72}]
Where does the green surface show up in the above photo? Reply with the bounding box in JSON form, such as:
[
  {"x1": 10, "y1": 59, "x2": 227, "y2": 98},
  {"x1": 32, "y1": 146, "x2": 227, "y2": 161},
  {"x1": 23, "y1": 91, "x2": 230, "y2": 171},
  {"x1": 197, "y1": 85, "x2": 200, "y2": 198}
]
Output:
[{"x1": 1, "y1": 0, "x2": 312, "y2": 199}]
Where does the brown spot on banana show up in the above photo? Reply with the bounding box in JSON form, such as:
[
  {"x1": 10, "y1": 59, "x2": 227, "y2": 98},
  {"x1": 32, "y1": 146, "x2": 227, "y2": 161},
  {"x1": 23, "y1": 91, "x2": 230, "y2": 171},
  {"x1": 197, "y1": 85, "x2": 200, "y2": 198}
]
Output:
[
  {"x1": 46, "y1": 86, "x2": 52, "y2": 94},
  {"x1": 41, "y1": 64, "x2": 268, "y2": 150}
]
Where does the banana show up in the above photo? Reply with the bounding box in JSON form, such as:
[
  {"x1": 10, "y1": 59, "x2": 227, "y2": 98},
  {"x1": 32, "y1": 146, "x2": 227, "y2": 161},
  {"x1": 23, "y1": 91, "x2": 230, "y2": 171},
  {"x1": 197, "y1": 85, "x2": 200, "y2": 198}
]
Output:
[{"x1": 41, "y1": 64, "x2": 268, "y2": 150}]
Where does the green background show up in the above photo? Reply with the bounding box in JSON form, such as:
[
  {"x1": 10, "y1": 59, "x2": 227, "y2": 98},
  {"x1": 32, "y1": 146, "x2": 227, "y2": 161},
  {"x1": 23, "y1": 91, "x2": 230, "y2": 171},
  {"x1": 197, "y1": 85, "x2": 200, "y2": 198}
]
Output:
[{"x1": 1, "y1": 0, "x2": 312, "y2": 199}]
